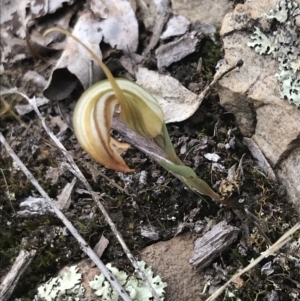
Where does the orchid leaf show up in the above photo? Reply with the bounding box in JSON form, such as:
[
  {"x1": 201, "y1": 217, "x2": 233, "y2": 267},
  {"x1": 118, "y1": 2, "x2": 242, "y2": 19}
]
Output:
[{"x1": 153, "y1": 124, "x2": 182, "y2": 165}]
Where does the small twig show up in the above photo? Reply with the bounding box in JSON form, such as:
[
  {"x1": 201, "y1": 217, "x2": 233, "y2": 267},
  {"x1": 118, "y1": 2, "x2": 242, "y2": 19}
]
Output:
[
  {"x1": 0, "y1": 168, "x2": 16, "y2": 214},
  {"x1": 0, "y1": 249, "x2": 36, "y2": 301},
  {"x1": 0, "y1": 133, "x2": 133, "y2": 301},
  {"x1": 244, "y1": 208, "x2": 272, "y2": 246},
  {"x1": 205, "y1": 221, "x2": 300, "y2": 301},
  {"x1": 19, "y1": 94, "x2": 161, "y2": 301},
  {"x1": 143, "y1": 0, "x2": 171, "y2": 55},
  {"x1": 243, "y1": 137, "x2": 277, "y2": 182},
  {"x1": 0, "y1": 87, "x2": 18, "y2": 96},
  {"x1": 197, "y1": 59, "x2": 244, "y2": 103}
]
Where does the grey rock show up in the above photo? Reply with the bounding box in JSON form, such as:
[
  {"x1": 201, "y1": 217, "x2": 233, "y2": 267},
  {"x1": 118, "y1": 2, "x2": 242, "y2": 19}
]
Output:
[{"x1": 218, "y1": 0, "x2": 300, "y2": 213}]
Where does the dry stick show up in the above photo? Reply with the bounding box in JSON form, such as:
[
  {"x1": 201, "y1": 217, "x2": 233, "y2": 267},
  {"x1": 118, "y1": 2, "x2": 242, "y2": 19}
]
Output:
[
  {"x1": 197, "y1": 59, "x2": 244, "y2": 103},
  {"x1": 0, "y1": 168, "x2": 16, "y2": 214},
  {"x1": 143, "y1": 0, "x2": 171, "y2": 55},
  {"x1": 0, "y1": 250, "x2": 36, "y2": 301},
  {"x1": 144, "y1": 11, "x2": 170, "y2": 55},
  {"x1": 18, "y1": 93, "x2": 161, "y2": 301},
  {"x1": 206, "y1": 221, "x2": 300, "y2": 301},
  {"x1": 0, "y1": 133, "x2": 133, "y2": 301}
]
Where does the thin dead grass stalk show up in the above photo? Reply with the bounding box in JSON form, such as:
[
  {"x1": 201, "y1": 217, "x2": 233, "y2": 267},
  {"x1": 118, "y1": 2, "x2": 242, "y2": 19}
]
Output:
[{"x1": 206, "y1": 221, "x2": 300, "y2": 301}]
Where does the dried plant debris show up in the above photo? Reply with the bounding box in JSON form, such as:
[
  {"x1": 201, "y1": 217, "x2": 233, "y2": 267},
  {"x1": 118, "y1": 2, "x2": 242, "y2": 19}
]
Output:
[
  {"x1": 28, "y1": 7, "x2": 76, "y2": 51},
  {"x1": 17, "y1": 196, "x2": 53, "y2": 217},
  {"x1": 156, "y1": 21, "x2": 216, "y2": 68},
  {"x1": 135, "y1": 67, "x2": 201, "y2": 123},
  {"x1": 29, "y1": 0, "x2": 75, "y2": 18},
  {"x1": 160, "y1": 14, "x2": 190, "y2": 40},
  {"x1": 136, "y1": 0, "x2": 168, "y2": 31},
  {"x1": 248, "y1": 0, "x2": 300, "y2": 107},
  {"x1": 17, "y1": 179, "x2": 75, "y2": 217},
  {"x1": 190, "y1": 221, "x2": 239, "y2": 270},
  {"x1": 0, "y1": 31, "x2": 30, "y2": 63},
  {"x1": 15, "y1": 97, "x2": 49, "y2": 116},
  {"x1": 44, "y1": 0, "x2": 138, "y2": 100},
  {"x1": 0, "y1": 0, "x2": 76, "y2": 63},
  {"x1": 0, "y1": 0, "x2": 28, "y2": 39}
]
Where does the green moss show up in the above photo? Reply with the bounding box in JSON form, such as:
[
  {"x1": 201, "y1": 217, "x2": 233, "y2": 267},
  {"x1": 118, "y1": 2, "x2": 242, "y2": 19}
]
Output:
[{"x1": 198, "y1": 38, "x2": 222, "y2": 82}]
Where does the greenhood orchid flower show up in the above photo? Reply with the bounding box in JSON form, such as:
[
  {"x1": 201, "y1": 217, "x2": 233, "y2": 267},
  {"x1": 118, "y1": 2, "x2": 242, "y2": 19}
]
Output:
[{"x1": 43, "y1": 28, "x2": 220, "y2": 201}]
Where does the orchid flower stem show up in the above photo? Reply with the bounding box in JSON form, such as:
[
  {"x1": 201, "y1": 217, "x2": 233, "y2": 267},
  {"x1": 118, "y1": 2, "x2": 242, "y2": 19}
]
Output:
[{"x1": 43, "y1": 28, "x2": 220, "y2": 201}]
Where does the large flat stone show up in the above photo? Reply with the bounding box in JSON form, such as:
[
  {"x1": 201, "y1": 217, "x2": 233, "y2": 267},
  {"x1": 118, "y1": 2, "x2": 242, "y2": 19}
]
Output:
[
  {"x1": 218, "y1": 0, "x2": 300, "y2": 213},
  {"x1": 141, "y1": 233, "x2": 207, "y2": 300},
  {"x1": 171, "y1": 0, "x2": 232, "y2": 27}
]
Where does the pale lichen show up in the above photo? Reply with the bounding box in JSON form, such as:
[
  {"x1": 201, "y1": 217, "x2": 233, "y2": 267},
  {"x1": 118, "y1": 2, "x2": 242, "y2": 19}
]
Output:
[
  {"x1": 248, "y1": 0, "x2": 300, "y2": 107},
  {"x1": 34, "y1": 265, "x2": 85, "y2": 301},
  {"x1": 34, "y1": 261, "x2": 167, "y2": 301},
  {"x1": 89, "y1": 261, "x2": 167, "y2": 301}
]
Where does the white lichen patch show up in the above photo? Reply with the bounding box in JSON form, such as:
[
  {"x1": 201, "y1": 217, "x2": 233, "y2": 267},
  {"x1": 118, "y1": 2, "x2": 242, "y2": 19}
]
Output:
[
  {"x1": 34, "y1": 261, "x2": 167, "y2": 301},
  {"x1": 34, "y1": 265, "x2": 85, "y2": 301},
  {"x1": 89, "y1": 261, "x2": 167, "y2": 301},
  {"x1": 248, "y1": 0, "x2": 300, "y2": 107}
]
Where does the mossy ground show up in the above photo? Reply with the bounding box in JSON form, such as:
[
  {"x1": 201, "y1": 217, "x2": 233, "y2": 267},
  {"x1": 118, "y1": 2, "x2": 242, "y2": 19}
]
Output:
[{"x1": 0, "y1": 31, "x2": 299, "y2": 301}]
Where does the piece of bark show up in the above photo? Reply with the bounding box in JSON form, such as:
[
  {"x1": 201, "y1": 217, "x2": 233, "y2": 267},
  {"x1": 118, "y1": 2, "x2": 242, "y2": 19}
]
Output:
[
  {"x1": 56, "y1": 177, "x2": 76, "y2": 210},
  {"x1": 190, "y1": 221, "x2": 239, "y2": 270},
  {"x1": 17, "y1": 179, "x2": 76, "y2": 217},
  {"x1": 155, "y1": 31, "x2": 200, "y2": 68},
  {"x1": 17, "y1": 196, "x2": 52, "y2": 217},
  {"x1": 15, "y1": 97, "x2": 50, "y2": 115},
  {"x1": 140, "y1": 225, "x2": 161, "y2": 241},
  {"x1": 160, "y1": 14, "x2": 190, "y2": 40},
  {"x1": 90, "y1": 235, "x2": 110, "y2": 267},
  {"x1": 93, "y1": 235, "x2": 109, "y2": 259},
  {"x1": 143, "y1": 0, "x2": 171, "y2": 55},
  {"x1": 0, "y1": 249, "x2": 36, "y2": 301}
]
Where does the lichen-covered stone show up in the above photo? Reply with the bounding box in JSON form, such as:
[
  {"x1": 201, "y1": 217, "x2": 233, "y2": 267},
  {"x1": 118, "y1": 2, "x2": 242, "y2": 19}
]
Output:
[
  {"x1": 218, "y1": 0, "x2": 300, "y2": 213},
  {"x1": 89, "y1": 261, "x2": 167, "y2": 301},
  {"x1": 34, "y1": 261, "x2": 167, "y2": 301},
  {"x1": 248, "y1": 0, "x2": 300, "y2": 107},
  {"x1": 34, "y1": 265, "x2": 85, "y2": 301}
]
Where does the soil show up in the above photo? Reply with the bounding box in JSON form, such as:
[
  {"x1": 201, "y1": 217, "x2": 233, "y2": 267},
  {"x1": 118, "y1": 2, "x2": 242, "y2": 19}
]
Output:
[{"x1": 1, "y1": 3, "x2": 300, "y2": 300}]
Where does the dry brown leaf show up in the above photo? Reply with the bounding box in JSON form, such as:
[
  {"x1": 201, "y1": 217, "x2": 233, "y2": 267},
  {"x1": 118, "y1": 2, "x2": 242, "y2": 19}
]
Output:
[
  {"x1": 44, "y1": 0, "x2": 138, "y2": 100},
  {"x1": 29, "y1": 0, "x2": 75, "y2": 18},
  {"x1": 0, "y1": 0, "x2": 28, "y2": 39},
  {"x1": 136, "y1": 67, "x2": 202, "y2": 123},
  {"x1": 160, "y1": 14, "x2": 190, "y2": 40}
]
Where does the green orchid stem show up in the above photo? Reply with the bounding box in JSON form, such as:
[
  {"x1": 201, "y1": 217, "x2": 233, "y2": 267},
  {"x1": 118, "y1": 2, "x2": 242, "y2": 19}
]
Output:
[
  {"x1": 155, "y1": 124, "x2": 220, "y2": 201},
  {"x1": 158, "y1": 160, "x2": 220, "y2": 201}
]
